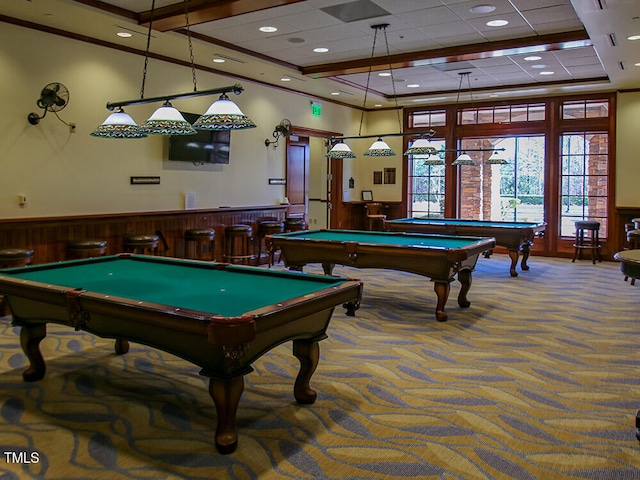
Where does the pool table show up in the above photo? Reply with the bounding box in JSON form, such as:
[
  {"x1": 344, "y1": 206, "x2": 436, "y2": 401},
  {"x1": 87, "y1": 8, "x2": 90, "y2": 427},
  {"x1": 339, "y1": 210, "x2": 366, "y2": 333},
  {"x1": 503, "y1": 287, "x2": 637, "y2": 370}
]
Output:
[
  {"x1": 267, "y1": 229, "x2": 495, "y2": 322},
  {"x1": 0, "y1": 254, "x2": 362, "y2": 454},
  {"x1": 385, "y1": 218, "x2": 546, "y2": 277},
  {"x1": 613, "y1": 249, "x2": 640, "y2": 285}
]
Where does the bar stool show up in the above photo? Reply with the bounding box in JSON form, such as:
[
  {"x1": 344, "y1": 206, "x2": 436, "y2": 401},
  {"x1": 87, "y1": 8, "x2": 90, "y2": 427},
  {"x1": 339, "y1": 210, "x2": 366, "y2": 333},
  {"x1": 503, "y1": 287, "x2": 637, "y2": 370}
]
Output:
[
  {"x1": 224, "y1": 225, "x2": 253, "y2": 265},
  {"x1": 365, "y1": 202, "x2": 387, "y2": 231},
  {"x1": 627, "y1": 229, "x2": 640, "y2": 250},
  {"x1": 257, "y1": 220, "x2": 284, "y2": 267},
  {"x1": 67, "y1": 239, "x2": 107, "y2": 259},
  {"x1": 0, "y1": 248, "x2": 34, "y2": 317},
  {"x1": 572, "y1": 220, "x2": 601, "y2": 264},
  {"x1": 123, "y1": 234, "x2": 159, "y2": 255},
  {"x1": 184, "y1": 228, "x2": 215, "y2": 261},
  {"x1": 0, "y1": 248, "x2": 34, "y2": 269},
  {"x1": 284, "y1": 218, "x2": 306, "y2": 232}
]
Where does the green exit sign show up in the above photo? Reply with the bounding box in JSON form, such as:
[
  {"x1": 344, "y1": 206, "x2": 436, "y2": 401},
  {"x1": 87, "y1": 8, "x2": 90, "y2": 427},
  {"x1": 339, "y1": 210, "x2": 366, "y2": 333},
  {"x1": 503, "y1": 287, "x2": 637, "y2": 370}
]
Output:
[{"x1": 311, "y1": 102, "x2": 322, "y2": 117}]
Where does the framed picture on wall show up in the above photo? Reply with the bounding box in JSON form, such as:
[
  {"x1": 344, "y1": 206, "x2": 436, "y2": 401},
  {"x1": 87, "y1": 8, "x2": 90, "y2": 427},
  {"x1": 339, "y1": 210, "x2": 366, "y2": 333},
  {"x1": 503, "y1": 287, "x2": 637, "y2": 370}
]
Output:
[
  {"x1": 362, "y1": 190, "x2": 373, "y2": 201},
  {"x1": 384, "y1": 168, "x2": 396, "y2": 184}
]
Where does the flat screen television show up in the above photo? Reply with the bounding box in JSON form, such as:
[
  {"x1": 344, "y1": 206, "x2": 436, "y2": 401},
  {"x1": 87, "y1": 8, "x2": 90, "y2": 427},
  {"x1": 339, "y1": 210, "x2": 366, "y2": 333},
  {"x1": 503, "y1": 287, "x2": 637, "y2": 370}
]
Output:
[{"x1": 168, "y1": 112, "x2": 230, "y2": 164}]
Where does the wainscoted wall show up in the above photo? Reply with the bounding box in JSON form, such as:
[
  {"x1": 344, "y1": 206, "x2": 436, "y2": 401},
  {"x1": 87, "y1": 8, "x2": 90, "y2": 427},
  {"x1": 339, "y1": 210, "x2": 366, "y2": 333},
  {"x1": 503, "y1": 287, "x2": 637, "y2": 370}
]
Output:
[{"x1": 0, "y1": 205, "x2": 287, "y2": 265}]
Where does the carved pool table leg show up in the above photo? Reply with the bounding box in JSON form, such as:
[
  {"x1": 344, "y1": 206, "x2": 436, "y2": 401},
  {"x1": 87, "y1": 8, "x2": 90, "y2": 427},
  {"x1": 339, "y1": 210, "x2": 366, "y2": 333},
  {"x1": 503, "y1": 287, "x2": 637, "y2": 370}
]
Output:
[
  {"x1": 208, "y1": 376, "x2": 244, "y2": 455},
  {"x1": 292, "y1": 339, "x2": 319, "y2": 404},
  {"x1": 20, "y1": 323, "x2": 47, "y2": 382},
  {"x1": 520, "y1": 243, "x2": 531, "y2": 271},
  {"x1": 433, "y1": 282, "x2": 450, "y2": 322},
  {"x1": 457, "y1": 270, "x2": 472, "y2": 308},
  {"x1": 114, "y1": 339, "x2": 130, "y2": 354},
  {"x1": 321, "y1": 263, "x2": 335, "y2": 275},
  {"x1": 508, "y1": 250, "x2": 519, "y2": 277}
]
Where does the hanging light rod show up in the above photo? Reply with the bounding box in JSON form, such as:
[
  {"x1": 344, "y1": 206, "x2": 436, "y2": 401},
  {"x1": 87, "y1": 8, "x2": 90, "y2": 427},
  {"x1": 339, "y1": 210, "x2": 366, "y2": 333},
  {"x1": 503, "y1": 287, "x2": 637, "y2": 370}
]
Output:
[
  {"x1": 105, "y1": 84, "x2": 244, "y2": 110},
  {"x1": 331, "y1": 130, "x2": 436, "y2": 142}
]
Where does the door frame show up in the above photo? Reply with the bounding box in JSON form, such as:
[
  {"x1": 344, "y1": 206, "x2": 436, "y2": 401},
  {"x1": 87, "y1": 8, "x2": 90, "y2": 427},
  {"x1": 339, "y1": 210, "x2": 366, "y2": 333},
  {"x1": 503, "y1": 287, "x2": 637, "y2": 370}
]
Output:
[{"x1": 288, "y1": 126, "x2": 342, "y2": 228}]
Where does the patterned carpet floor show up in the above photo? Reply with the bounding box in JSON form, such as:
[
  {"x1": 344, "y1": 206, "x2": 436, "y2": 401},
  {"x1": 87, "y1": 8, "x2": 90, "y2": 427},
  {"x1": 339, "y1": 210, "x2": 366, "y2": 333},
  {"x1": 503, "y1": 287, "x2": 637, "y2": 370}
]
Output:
[{"x1": 0, "y1": 254, "x2": 639, "y2": 479}]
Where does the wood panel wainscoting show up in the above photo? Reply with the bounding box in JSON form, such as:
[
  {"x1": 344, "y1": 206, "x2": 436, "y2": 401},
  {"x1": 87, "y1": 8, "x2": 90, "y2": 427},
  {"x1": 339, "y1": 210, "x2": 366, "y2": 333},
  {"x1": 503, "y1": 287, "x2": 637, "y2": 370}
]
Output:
[{"x1": 0, "y1": 205, "x2": 288, "y2": 266}]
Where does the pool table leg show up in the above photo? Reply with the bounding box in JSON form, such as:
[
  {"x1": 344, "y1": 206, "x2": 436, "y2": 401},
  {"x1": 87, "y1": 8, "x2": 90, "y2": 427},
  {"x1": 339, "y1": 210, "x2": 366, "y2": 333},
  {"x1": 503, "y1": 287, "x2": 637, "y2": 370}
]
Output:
[
  {"x1": 508, "y1": 250, "x2": 519, "y2": 277},
  {"x1": 114, "y1": 339, "x2": 130, "y2": 354},
  {"x1": 433, "y1": 282, "x2": 450, "y2": 322},
  {"x1": 520, "y1": 243, "x2": 531, "y2": 271},
  {"x1": 321, "y1": 263, "x2": 335, "y2": 275},
  {"x1": 208, "y1": 376, "x2": 244, "y2": 455},
  {"x1": 457, "y1": 270, "x2": 472, "y2": 309},
  {"x1": 19, "y1": 323, "x2": 47, "y2": 382},
  {"x1": 292, "y1": 339, "x2": 319, "y2": 404}
]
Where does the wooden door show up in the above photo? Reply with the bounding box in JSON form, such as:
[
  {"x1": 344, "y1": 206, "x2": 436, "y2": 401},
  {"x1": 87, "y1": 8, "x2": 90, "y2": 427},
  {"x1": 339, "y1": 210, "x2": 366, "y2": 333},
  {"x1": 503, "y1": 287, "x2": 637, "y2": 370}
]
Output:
[{"x1": 286, "y1": 137, "x2": 309, "y2": 221}]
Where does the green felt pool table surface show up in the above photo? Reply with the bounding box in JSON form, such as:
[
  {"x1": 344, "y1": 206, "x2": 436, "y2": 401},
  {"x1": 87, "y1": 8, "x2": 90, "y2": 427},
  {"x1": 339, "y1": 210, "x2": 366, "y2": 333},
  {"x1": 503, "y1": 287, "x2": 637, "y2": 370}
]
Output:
[
  {"x1": 267, "y1": 229, "x2": 496, "y2": 322},
  {"x1": 4, "y1": 254, "x2": 348, "y2": 318},
  {"x1": 274, "y1": 229, "x2": 487, "y2": 249},
  {"x1": 0, "y1": 254, "x2": 363, "y2": 454},
  {"x1": 385, "y1": 218, "x2": 546, "y2": 277}
]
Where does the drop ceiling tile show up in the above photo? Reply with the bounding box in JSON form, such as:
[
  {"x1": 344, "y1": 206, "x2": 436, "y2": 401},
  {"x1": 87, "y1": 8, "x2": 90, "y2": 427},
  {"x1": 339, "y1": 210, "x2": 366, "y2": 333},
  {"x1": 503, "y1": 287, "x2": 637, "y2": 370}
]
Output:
[
  {"x1": 444, "y1": 0, "x2": 519, "y2": 20},
  {"x1": 480, "y1": 26, "x2": 539, "y2": 41},
  {"x1": 510, "y1": 0, "x2": 574, "y2": 11},
  {"x1": 464, "y1": 12, "x2": 531, "y2": 32},
  {"x1": 522, "y1": 5, "x2": 581, "y2": 24},
  {"x1": 395, "y1": 5, "x2": 464, "y2": 28},
  {"x1": 374, "y1": 0, "x2": 443, "y2": 14}
]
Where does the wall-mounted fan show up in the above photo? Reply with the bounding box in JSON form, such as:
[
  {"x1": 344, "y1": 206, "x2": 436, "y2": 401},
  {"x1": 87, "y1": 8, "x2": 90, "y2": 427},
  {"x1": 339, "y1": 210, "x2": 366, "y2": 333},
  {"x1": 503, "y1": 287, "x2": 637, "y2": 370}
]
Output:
[
  {"x1": 264, "y1": 119, "x2": 293, "y2": 147},
  {"x1": 27, "y1": 82, "x2": 70, "y2": 125}
]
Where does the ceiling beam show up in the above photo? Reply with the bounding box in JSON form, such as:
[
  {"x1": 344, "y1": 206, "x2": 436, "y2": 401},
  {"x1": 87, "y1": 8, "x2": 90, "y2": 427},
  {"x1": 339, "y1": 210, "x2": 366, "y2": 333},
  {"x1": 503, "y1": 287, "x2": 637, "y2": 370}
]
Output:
[
  {"x1": 138, "y1": 0, "x2": 306, "y2": 32},
  {"x1": 301, "y1": 30, "x2": 593, "y2": 78}
]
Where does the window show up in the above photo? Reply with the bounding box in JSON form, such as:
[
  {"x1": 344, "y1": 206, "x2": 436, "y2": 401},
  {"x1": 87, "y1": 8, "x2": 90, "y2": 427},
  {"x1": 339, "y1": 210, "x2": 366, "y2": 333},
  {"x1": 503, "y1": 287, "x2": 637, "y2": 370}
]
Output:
[
  {"x1": 408, "y1": 139, "x2": 445, "y2": 218},
  {"x1": 409, "y1": 109, "x2": 446, "y2": 128},
  {"x1": 562, "y1": 100, "x2": 609, "y2": 119},
  {"x1": 457, "y1": 136, "x2": 545, "y2": 223},
  {"x1": 560, "y1": 132, "x2": 609, "y2": 237},
  {"x1": 459, "y1": 103, "x2": 545, "y2": 124},
  {"x1": 404, "y1": 94, "x2": 613, "y2": 256}
]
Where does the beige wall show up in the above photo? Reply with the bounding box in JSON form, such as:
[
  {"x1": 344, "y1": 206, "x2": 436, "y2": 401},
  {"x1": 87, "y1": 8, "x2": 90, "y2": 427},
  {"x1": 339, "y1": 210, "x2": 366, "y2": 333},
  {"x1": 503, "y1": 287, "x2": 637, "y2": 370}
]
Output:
[
  {"x1": 0, "y1": 22, "x2": 359, "y2": 219},
  {"x1": 3, "y1": 21, "x2": 638, "y2": 222},
  {"x1": 615, "y1": 91, "x2": 640, "y2": 207}
]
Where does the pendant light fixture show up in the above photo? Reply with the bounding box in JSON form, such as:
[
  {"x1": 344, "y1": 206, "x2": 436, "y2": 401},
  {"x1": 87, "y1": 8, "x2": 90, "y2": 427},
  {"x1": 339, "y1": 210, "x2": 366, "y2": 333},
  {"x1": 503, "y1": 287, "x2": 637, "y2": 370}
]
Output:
[
  {"x1": 192, "y1": 93, "x2": 256, "y2": 130},
  {"x1": 486, "y1": 150, "x2": 508, "y2": 165},
  {"x1": 90, "y1": 107, "x2": 147, "y2": 139},
  {"x1": 91, "y1": 0, "x2": 255, "y2": 139},
  {"x1": 138, "y1": 101, "x2": 196, "y2": 135},
  {"x1": 326, "y1": 24, "x2": 405, "y2": 158},
  {"x1": 363, "y1": 24, "x2": 399, "y2": 157},
  {"x1": 452, "y1": 72, "x2": 476, "y2": 166},
  {"x1": 404, "y1": 137, "x2": 438, "y2": 156}
]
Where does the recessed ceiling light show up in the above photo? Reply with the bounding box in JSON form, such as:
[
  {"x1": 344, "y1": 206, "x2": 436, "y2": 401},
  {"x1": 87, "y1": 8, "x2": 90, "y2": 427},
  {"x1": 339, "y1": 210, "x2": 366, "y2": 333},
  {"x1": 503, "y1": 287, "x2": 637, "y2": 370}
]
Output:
[
  {"x1": 213, "y1": 58, "x2": 225, "y2": 63},
  {"x1": 531, "y1": 64, "x2": 547, "y2": 69},
  {"x1": 627, "y1": 34, "x2": 640, "y2": 41},
  {"x1": 288, "y1": 37, "x2": 305, "y2": 44},
  {"x1": 116, "y1": 32, "x2": 132, "y2": 38},
  {"x1": 313, "y1": 47, "x2": 329, "y2": 53},
  {"x1": 378, "y1": 72, "x2": 391, "y2": 77},
  {"x1": 280, "y1": 77, "x2": 291, "y2": 82},
  {"x1": 539, "y1": 71, "x2": 554, "y2": 75},
  {"x1": 407, "y1": 84, "x2": 420, "y2": 88},
  {"x1": 635, "y1": 62, "x2": 640, "y2": 67},
  {"x1": 259, "y1": 26, "x2": 278, "y2": 33},
  {"x1": 374, "y1": 104, "x2": 382, "y2": 107},
  {"x1": 470, "y1": 4, "x2": 496, "y2": 14},
  {"x1": 331, "y1": 92, "x2": 340, "y2": 95},
  {"x1": 486, "y1": 19, "x2": 508, "y2": 27},
  {"x1": 524, "y1": 56, "x2": 542, "y2": 61}
]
